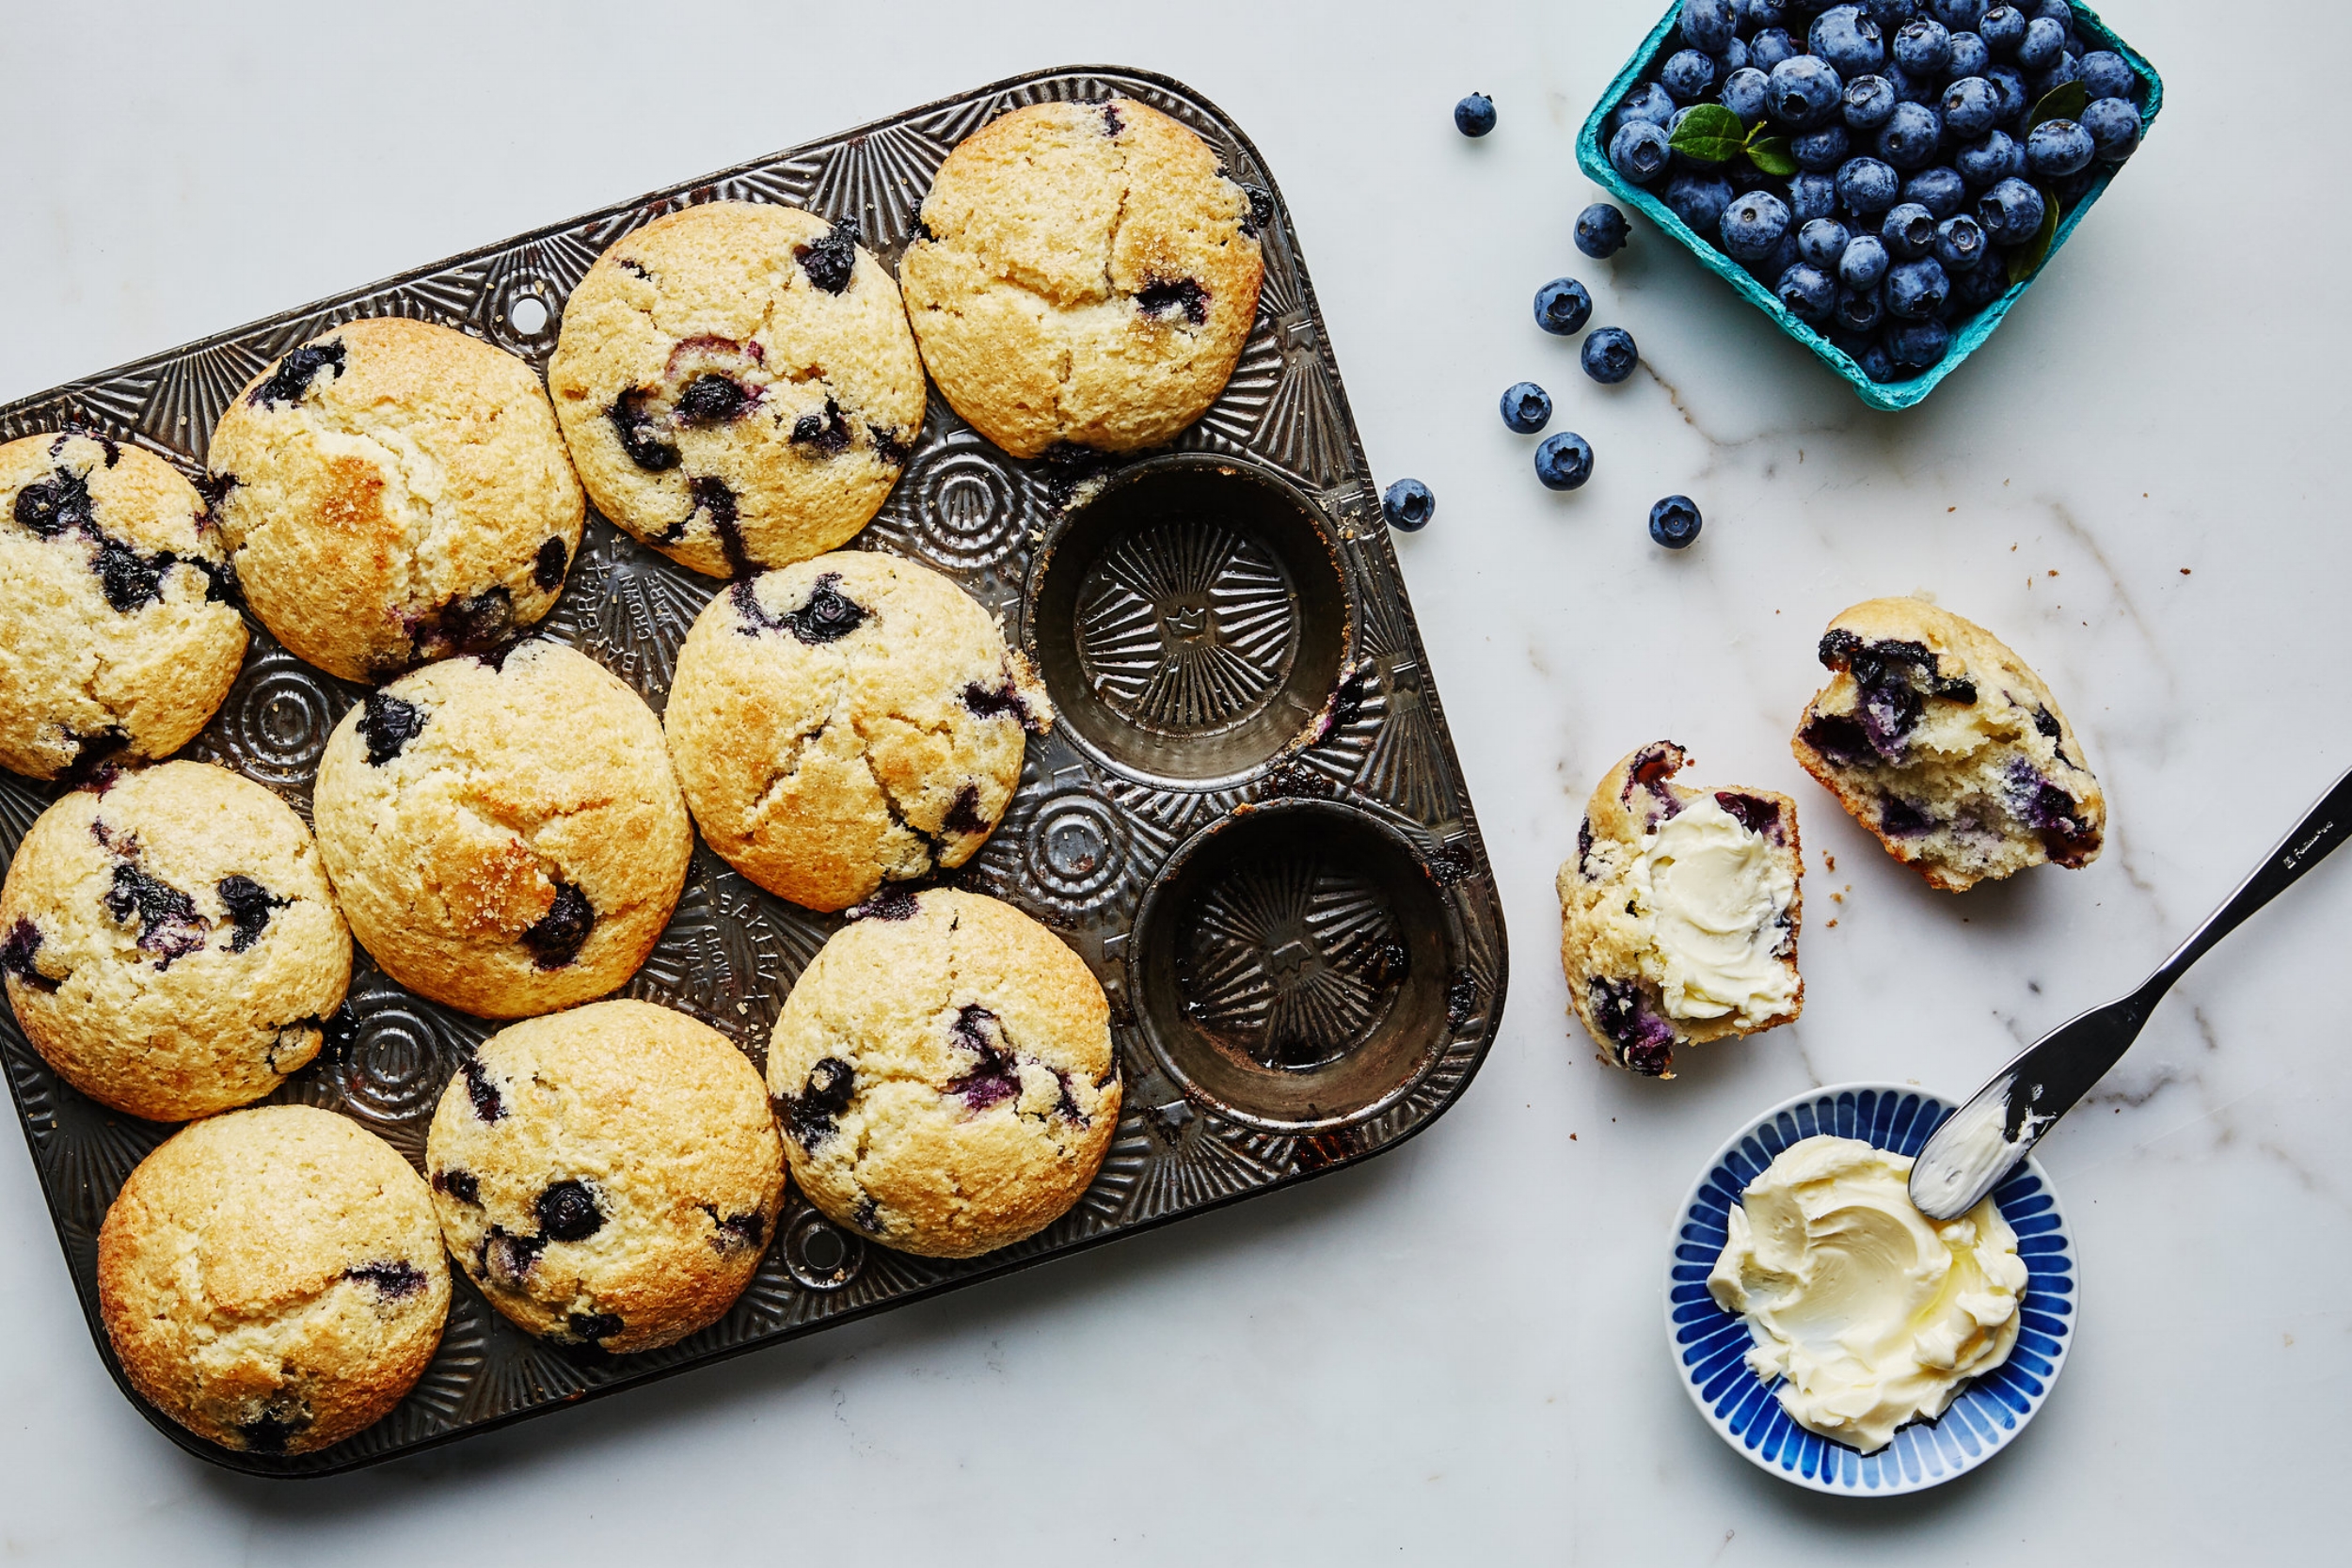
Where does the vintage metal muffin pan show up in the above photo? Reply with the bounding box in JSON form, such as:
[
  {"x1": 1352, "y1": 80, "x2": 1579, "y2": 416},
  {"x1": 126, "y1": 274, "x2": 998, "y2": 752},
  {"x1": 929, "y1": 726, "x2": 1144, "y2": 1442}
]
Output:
[{"x1": 0, "y1": 65, "x2": 1506, "y2": 1476}]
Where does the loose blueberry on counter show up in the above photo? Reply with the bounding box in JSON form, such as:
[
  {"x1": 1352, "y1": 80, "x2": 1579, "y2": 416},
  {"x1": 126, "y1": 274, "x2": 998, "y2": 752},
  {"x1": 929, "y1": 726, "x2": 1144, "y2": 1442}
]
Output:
[
  {"x1": 1649, "y1": 496, "x2": 1703, "y2": 549},
  {"x1": 1454, "y1": 92, "x2": 1496, "y2": 137},
  {"x1": 2026, "y1": 118, "x2": 2094, "y2": 178},
  {"x1": 1534, "y1": 277, "x2": 1593, "y2": 335},
  {"x1": 1500, "y1": 382, "x2": 1552, "y2": 434},
  {"x1": 2081, "y1": 97, "x2": 2141, "y2": 161},
  {"x1": 1581, "y1": 326, "x2": 1639, "y2": 385},
  {"x1": 1608, "y1": 120, "x2": 1671, "y2": 183},
  {"x1": 1575, "y1": 202, "x2": 1629, "y2": 259},
  {"x1": 1534, "y1": 433, "x2": 1595, "y2": 491},
  {"x1": 1381, "y1": 479, "x2": 1435, "y2": 533}
]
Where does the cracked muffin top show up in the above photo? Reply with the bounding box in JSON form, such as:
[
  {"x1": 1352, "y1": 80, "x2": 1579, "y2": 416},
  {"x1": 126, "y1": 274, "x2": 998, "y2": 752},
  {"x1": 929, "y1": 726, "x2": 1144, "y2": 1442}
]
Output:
[
  {"x1": 768, "y1": 888, "x2": 1119, "y2": 1259},
  {"x1": 206, "y1": 316, "x2": 586, "y2": 683},
  {"x1": 548, "y1": 200, "x2": 927, "y2": 579},
  {"x1": 0, "y1": 432, "x2": 246, "y2": 781},
  {"x1": 899, "y1": 96, "x2": 1264, "y2": 459},
  {"x1": 98, "y1": 1104, "x2": 450, "y2": 1455},
  {"x1": 1790, "y1": 596, "x2": 2105, "y2": 892},
  {"x1": 662, "y1": 550, "x2": 1050, "y2": 913},
  {"x1": 310, "y1": 640, "x2": 691, "y2": 1018},
  {"x1": 0, "y1": 760, "x2": 351, "y2": 1121},
  {"x1": 424, "y1": 999, "x2": 785, "y2": 1355}
]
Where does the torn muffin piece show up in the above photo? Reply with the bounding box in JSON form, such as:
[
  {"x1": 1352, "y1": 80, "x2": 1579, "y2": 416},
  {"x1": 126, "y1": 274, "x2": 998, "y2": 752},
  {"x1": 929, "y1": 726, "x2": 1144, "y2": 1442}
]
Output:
[
  {"x1": 1557, "y1": 742, "x2": 1804, "y2": 1079},
  {"x1": 1789, "y1": 597, "x2": 2105, "y2": 892}
]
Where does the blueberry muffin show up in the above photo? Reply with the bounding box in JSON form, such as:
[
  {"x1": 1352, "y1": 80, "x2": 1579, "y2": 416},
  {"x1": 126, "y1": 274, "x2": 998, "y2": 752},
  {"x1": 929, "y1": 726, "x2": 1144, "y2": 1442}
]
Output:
[
  {"x1": 206, "y1": 317, "x2": 586, "y2": 683},
  {"x1": 1558, "y1": 744, "x2": 1804, "y2": 1079},
  {"x1": 1, "y1": 761, "x2": 351, "y2": 1121},
  {"x1": 1791, "y1": 598, "x2": 2105, "y2": 892},
  {"x1": 98, "y1": 1105, "x2": 450, "y2": 1455},
  {"x1": 424, "y1": 1000, "x2": 785, "y2": 1353},
  {"x1": 663, "y1": 552, "x2": 1051, "y2": 912},
  {"x1": 769, "y1": 888, "x2": 1119, "y2": 1259},
  {"x1": 899, "y1": 97, "x2": 1264, "y2": 459},
  {"x1": 547, "y1": 201, "x2": 927, "y2": 578},
  {"x1": 0, "y1": 433, "x2": 245, "y2": 781},
  {"x1": 310, "y1": 641, "x2": 691, "y2": 1018}
]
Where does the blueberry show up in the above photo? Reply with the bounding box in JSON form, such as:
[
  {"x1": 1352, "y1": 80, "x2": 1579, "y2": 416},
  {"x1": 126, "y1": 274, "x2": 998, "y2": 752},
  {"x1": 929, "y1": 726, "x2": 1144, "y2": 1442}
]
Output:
[
  {"x1": 1721, "y1": 66, "x2": 1772, "y2": 124},
  {"x1": 1880, "y1": 201, "x2": 1938, "y2": 259},
  {"x1": 2048, "y1": 165, "x2": 2100, "y2": 208},
  {"x1": 1768, "y1": 55, "x2": 1844, "y2": 126},
  {"x1": 249, "y1": 340, "x2": 347, "y2": 409},
  {"x1": 1834, "y1": 283, "x2": 1885, "y2": 330},
  {"x1": 2079, "y1": 50, "x2": 2135, "y2": 102},
  {"x1": 1893, "y1": 18, "x2": 1951, "y2": 77},
  {"x1": 1979, "y1": 4, "x2": 2026, "y2": 54},
  {"x1": 1609, "y1": 119, "x2": 1673, "y2": 184},
  {"x1": 1886, "y1": 257, "x2": 1950, "y2": 318},
  {"x1": 1717, "y1": 38, "x2": 1751, "y2": 74},
  {"x1": 1876, "y1": 101, "x2": 1942, "y2": 168},
  {"x1": 1683, "y1": 0, "x2": 1739, "y2": 52},
  {"x1": 1649, "y1": 496, "x2": 1703, "y2": 548},
  {"x1": 1839, "y1": 230, "x2": 1892, "y2": 288},
  {"x1": 1581, "y1": 327, "x2": 1639, "y2": 384},
  {"x1": 1951, "y1": 254, "x2": 2009, "y2": 307},
  {"x1": 1887, "y1": 316, "x2": 1953, "y2": 367},
  {"x1": 535, "y1": 1180, "x2": 605, "y2": 1243},
  {"x1": 1719, "y1": 189, "x2": 1791, "y2": 260},
  {"x1": 2082, "y1": 96, "x2": 2142, "y2": 161},
  {"x1": 1613, "y1": 82, "x2": 1677, "y2": 132},
  {"x1": 1576, "y1": 202, "x2": 1630, "y2": 258},
  {"x1": 1382, "y1": 479, "x2": 1436, "y2": 532},
  {"x1": 1742, "y1": 0, "x2": 1790, "y2": 25},
  {"x1": 1662, "y1": 49, "x2": 1720, "y2": 103},
  {"x1": 1835, "y1": 155, "x2": 1901, "y2": 213},
  {"x1": 1903, "y1": 166, "x2": 1967, "y2": 217},
  {"x1": 793, "y1": 217, "x2": 861, "y2": 294},
  {"x1": 1861, "y1": 0, "x2": 1920, "y2": 24},
  {"x1": 1978, "y1": 176, "x2": 2046, "y2": 243},
  {"x1": 2027, "y1": 52, "x2": 2079, "y2": 100},
  {"x1": 1534, "y1": 277, "x2": 1594, "y2": 334},
  {"x1": 215, "y1": 875, "x2": 285, "y2": 954},
  {"x1": 1792, "y1": 123, "x2": 1851, "y2": 170},
  {"x1": 1932, "y1": 214, "x2": 1989, "y2": 271},
  {"x1": 2026, "y1": 117, "x2": 2093, "y2": 177},
  {"x1": 1500, "y1": 382, "x2": 1553, "y2": 434},
  {"x1": 1788, "y1": 172, "x2": 1840, "y2": 220},
  {"x1": 1744, "y1": 230, "x2": 1802, "y2": 285},
  {"x1": 1927, "y1": 0, "x2": 1984, "y2": 31},
  {"x1": 1776, "y1": 262, "x2": 1837, "y2": 322},
  {"x1": 1843, "y1": 73, "x2": 1898, "y2": 129},
  {"x1": 2015, "y1": 15, "x2": 2063, "y2": 70},
  {"x1": 1857, "y1": 340, "x2": 1898, "y2": 381},
  {"x1": 1984, "y1": 64, "x2": 2028, "y2": 121},
  {"x1": 1748, "y1": 27, "x2": 1799, "y2": 71},
  {"x1": 1454, "y1": 92, "x2": 1497, "y2": 136},
  {"x1": 1809, "y1": 7, "x2": 1886, "y2": 76},
  {"x1": 358, "y1": 691, "x2": 425, "y2": 767},
  {"x1": 521, "y1": 881, "x2": 594, "y2": 969},
  {"x1": 1534, "y1": 432, "x2": 1596, "y2": 489},
  {"x1": 1956, "y1": 128, "x2": 2026, "y2": 186},
  {"x1": 1940, "y1": 74, "x2": 1999, "y2": 138},
  {"x1": 1797, "y1": 216, "x2": 1852, "y2": 268},
  {"x1": 1947, "y1": 30, "x2": 1990, "y2": 77},
  {"x1": 1664, "y1": 172, "x2": 1736, "y2": 235},
  {"x1": 533, "y1": 536, "x2": 568, "y2": 591},
  {"x1": 674, "y1": 372, "x2": 749, "y2": 426}
]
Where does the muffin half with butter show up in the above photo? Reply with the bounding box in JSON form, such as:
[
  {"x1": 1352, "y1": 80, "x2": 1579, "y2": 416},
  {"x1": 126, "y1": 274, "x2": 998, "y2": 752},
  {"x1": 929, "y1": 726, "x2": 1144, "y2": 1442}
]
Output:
[{"x1": 1557, "y1": 742, "x2": 1803, "y2": 1078}]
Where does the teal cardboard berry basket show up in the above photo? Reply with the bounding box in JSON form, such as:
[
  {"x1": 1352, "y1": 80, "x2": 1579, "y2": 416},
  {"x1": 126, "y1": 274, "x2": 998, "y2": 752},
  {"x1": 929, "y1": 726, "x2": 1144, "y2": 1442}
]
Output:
[{"x1": 1575, "y1": 2, "x2": 2163, "y2": 410}]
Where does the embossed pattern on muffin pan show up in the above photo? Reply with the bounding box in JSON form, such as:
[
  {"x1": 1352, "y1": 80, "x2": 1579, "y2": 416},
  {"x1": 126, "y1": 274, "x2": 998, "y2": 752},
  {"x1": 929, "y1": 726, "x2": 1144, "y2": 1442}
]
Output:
[{"x1": 0, "y1": 65, "x2": 1505, "y2": 1476}]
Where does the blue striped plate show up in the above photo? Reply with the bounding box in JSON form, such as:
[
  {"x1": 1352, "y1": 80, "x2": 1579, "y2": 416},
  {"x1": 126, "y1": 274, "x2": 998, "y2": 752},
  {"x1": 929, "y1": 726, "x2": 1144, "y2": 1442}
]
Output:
[{"x1": 1667, "y1": 1082, "x2": 2077, "y2": 1495}]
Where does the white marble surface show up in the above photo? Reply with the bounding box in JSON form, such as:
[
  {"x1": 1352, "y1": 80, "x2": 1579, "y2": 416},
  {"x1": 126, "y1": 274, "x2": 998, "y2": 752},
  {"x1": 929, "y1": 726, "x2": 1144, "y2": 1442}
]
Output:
[{"x1": 2, "y1": 1, "x2": 2344, "y2": 1560}]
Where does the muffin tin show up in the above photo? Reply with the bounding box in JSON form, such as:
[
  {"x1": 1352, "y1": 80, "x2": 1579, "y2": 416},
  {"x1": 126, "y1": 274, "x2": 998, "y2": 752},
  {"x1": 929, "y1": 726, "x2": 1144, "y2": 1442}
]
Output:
[{"x1": 0, "y1": 65, "x2": 1506, "y2": 1475}]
